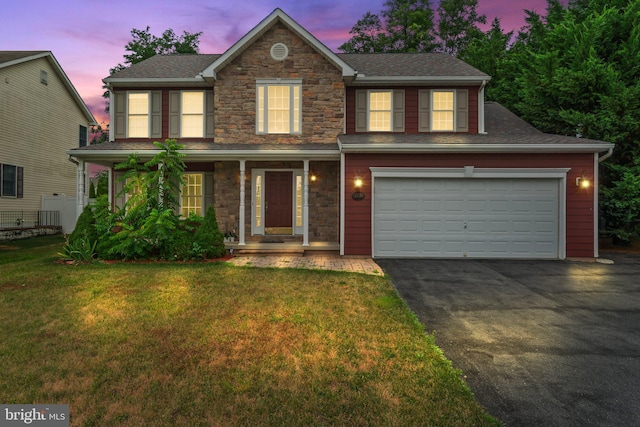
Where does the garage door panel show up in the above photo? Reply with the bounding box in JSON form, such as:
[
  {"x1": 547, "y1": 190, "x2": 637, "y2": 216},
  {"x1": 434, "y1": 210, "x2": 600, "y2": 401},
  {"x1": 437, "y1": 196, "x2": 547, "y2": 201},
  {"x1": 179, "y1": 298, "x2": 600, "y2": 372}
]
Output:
[{"x1": 374, "y1": 177, "x2": 559, "y2": 258}]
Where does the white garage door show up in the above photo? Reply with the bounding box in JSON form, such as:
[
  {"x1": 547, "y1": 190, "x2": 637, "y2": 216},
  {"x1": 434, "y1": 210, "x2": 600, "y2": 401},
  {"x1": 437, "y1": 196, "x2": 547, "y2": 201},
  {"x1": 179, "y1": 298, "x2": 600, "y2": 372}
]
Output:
[{"x1": 374, "y1": 178, "x2": 560, "y2": 258}]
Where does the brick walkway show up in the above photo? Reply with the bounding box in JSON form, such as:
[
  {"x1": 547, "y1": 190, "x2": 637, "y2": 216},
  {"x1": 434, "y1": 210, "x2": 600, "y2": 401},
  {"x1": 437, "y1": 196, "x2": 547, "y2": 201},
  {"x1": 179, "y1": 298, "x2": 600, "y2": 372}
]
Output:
[{"x1": 228, "y1": 255, "x2": 384, "y2": 276}]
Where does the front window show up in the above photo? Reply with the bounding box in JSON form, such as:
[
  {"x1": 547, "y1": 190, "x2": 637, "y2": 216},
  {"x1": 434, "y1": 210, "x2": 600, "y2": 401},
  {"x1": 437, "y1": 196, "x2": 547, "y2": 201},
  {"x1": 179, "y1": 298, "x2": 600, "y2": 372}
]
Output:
[
  {"x1": 181, "y1": 173, "x2": 203, "y2": 217},
  {"x1": 432, "y1": 91, "x2": 454, "y2": 131},
  {"x1": 127, "y1": 92, "x2": 149, "y2": 137},
  {"x1": 368, "y1": 91, "x2": 392, "y2": 131},
  {"x1": 1, "y1": 164, "x2": 17, "y2": 197},
  {"x1": 181, "y1": 92, "x2": 204, "y2": 137},
  {"x1": 256, "y1": 81, "x2": 301, "y2": 134}
]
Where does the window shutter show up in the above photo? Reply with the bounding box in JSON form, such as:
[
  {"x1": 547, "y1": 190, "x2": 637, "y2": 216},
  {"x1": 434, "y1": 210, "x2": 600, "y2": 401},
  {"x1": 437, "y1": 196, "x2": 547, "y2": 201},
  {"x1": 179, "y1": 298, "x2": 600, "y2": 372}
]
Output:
[
  {"x1": 418, "y1": 90, "x2": 431, "y2": 132},
  {"x1": 150, "y1": 91, "x2": 162, "y2": 138},
  {"x1": 205, "y1": 90, "x2": 215, "y2": 138},
  {"x1": 114, "y1": 92, "x2": 126, "y2": 139},
  {"x1": 168, "y1": 91, "x2": 180, "y2": 138},
  {"x1": 456, "y1": 89, "x2": 469, "y2": 132},
  {"x1": 17, "y1": 167, "x2": 23, "y2": 198},
  {"x1": 355, "y1": 90, "x2": 367, "y2": 132},
  {"x1": 393, "y1": 90, "x2": 405, "y2": 132},
  {"x1": 204, "y1": 171, "x2": 214, "y2": 211}
]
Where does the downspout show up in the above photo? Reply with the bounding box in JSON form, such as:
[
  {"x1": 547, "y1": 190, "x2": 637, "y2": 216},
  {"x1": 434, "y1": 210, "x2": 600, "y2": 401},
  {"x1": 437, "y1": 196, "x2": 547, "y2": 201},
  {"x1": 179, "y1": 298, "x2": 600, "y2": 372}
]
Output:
[
  {"x1": 478, "y1": 80, "x2": 488, "y2": 134},
  {"x1": 594, "y1": 147, "x2": 615, "y2": 258},
  {"x1": 598, "y1": 147, "x2": 614, "y2": 163}
]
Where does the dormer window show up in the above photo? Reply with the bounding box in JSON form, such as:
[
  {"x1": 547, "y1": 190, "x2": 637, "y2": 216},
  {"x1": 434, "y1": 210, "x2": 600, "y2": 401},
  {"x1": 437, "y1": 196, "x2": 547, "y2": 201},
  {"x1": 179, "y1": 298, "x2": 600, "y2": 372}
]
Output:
[{"x1": 256, "y1": 79, "x2": 302, "y2": 135}]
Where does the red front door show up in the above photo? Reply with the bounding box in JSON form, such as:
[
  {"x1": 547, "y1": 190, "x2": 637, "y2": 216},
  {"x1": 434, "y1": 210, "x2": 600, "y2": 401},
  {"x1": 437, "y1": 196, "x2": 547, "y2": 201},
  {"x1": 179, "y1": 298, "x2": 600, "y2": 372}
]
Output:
[{"x1": 265, "y1": 171, "x2": 293, "y2": 229}]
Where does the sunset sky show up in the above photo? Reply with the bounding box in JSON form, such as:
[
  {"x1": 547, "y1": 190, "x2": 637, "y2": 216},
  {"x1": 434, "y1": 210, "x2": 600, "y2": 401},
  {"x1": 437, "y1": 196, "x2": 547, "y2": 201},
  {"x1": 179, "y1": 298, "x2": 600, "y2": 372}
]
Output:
[{"x1": 1, "y1": 0, "x2": 561, "y2": 125}]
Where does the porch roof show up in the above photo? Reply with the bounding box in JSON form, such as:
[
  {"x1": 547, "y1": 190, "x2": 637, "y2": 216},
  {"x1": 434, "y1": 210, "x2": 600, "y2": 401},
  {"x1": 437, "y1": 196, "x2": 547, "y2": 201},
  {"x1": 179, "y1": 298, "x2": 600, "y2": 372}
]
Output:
[{"x1": 68, "y1": 142, "x2": 340, "y2": 165}]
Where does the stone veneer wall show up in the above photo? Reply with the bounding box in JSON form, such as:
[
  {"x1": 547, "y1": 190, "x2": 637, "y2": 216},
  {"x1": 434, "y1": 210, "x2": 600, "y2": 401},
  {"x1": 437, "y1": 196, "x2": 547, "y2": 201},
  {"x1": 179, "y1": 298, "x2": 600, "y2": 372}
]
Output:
[
  {"x1": 213, "y1": 161, "x2": 339, "y2": 242},
  {"x1": 213, "y1": 22, "x2": 345, "y2": 144}
]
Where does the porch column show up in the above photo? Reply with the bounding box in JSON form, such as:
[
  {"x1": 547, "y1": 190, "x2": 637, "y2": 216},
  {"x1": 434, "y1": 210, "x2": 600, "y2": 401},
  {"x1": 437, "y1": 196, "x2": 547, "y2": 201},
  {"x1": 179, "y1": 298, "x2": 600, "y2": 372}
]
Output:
[
  {"x1": 303, "y1": 160, "x2": 309, "y2": 246},
  {"x1": 76, "y1": 160, "x2": 85, "y2": 218},
  {"x1": 239, "y1": 160, "x2": 246, "y2": 246}
]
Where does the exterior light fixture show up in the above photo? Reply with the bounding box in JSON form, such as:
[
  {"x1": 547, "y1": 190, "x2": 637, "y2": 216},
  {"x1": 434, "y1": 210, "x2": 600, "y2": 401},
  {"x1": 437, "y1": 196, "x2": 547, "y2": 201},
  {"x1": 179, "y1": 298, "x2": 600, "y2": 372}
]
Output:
[
  {"x1": 354, "y1": 176, "x2": 363, "y2": 189},
  {"x1": 310, "y1": 173, "x2": 317, "y2": 182},
  {"x1": 576, "y1": 171, "x2": 591, "y2": 188},
  {"x1": 352, "y1": 175, "x2": 365, "y2": 201}
]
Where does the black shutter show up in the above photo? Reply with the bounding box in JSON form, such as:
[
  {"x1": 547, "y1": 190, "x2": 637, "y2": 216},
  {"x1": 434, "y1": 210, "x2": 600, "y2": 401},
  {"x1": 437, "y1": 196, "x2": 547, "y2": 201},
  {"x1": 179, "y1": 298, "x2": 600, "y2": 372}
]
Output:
[{"x1": 17, "y1": 166, "x2": 23, "y2": 198}]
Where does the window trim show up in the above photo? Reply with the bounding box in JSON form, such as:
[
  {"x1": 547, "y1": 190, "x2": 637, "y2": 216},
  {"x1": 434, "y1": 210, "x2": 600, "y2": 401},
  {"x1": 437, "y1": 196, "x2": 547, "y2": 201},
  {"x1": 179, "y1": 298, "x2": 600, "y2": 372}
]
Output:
[
  {"x1": 126, "y1": 91, "x2": 151, "y2": 138},
  {"x1": 367, "y1": 90, "x2": 394, "y2": 132},
  {"x1": 256, "y1": 79, "x2": 302, "y2": 135},
  {"x1": 431, "y1": 90, "x2": 456, "y2": 132},
  {"x1": 180, "y1": 91, "x2": 206, "y2": 138},
  {"x1": 1, "y1": 163, "x2": 23, "y2": 198},
  {"x1": 180, "y1": 173, "x2": 204, "y2": 217}
]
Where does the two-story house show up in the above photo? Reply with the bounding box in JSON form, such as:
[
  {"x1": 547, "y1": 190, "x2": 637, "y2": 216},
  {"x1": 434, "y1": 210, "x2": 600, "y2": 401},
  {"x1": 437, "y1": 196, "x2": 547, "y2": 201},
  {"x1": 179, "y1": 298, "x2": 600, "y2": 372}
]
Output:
[
  {"x1": 1, "y1": 51, "x2": 96, "y2": 235},
  {"x1": 68, "y1": 9, "x2": 614, "y2": 259}
]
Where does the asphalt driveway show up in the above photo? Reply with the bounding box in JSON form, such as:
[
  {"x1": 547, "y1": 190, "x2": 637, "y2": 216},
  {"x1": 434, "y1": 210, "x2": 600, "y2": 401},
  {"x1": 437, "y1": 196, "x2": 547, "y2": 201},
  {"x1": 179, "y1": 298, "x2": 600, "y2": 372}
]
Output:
[{"x1": 377, "y1": 252, "x2": 640, "y2": 427}]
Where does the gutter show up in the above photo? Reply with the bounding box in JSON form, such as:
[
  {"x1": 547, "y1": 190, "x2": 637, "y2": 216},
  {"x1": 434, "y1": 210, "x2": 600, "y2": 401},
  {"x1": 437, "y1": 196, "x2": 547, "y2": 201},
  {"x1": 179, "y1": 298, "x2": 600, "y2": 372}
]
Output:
[
  {"x1": 598, "y1": 147, "x2": 614, "y2": 163},
  {"x1": 67, "y1": 155, "x2": 79, "y2": 166}
]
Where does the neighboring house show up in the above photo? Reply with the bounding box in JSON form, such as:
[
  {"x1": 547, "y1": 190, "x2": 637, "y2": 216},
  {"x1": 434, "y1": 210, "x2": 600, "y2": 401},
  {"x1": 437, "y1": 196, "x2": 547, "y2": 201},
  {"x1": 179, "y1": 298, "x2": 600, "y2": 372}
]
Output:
[
  {"x1": 67, "y1": 9, "x2": 614, "y2": 259},
  {"x1": 0, "y1": 51, "x2": 96, "y2": 233}
]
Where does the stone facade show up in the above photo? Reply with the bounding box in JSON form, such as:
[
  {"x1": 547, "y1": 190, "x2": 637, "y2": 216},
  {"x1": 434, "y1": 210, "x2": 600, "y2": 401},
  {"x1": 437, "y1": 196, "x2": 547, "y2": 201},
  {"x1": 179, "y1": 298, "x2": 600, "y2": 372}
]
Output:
[{"x1": 213, "y1": 22, "x2": 345, "y2": 144}]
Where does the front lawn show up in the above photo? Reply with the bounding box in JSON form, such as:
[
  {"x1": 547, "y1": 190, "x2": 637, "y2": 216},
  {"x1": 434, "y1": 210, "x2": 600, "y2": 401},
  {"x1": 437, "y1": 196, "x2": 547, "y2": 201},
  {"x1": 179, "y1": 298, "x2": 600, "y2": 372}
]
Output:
[{"x1": 0, "y1": 236, "x2": 499, "y2": 426}]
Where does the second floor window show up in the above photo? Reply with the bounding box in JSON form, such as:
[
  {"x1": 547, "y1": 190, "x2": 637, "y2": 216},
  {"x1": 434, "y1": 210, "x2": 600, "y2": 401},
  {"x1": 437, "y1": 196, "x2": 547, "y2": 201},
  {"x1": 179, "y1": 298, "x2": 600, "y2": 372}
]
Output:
[
  {"x1": 369, "y1": 91, "x2": 392, "y2": 131},
  {"x1": 355, "y1": 89, "x2": 405, "y2": 133},
  {"x1": 181, "y1": 92, "x2": 204, "y2": 138},
  {"x1": 127, "y1": 92, "x2": 150, "y2": 137},
  {"x1": 256, "y1": 80, "x2": 302, "y2": 134},
  {"x1": 432, "y1": 91, "x2": 454, "y2": 131},
  {"x1": 79, "y1": 125, "x2": 88, "y2": 147}
]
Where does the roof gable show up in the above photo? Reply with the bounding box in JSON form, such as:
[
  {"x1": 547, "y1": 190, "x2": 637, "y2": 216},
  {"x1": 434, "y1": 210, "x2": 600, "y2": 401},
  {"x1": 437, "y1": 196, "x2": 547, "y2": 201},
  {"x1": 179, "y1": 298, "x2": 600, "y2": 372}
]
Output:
[
  {"x1": 0, "y1": 50, "x2": 96, "y2": 125},
  {"x1": 201, "y1": 8, "x2": 356, "y2": 80}
]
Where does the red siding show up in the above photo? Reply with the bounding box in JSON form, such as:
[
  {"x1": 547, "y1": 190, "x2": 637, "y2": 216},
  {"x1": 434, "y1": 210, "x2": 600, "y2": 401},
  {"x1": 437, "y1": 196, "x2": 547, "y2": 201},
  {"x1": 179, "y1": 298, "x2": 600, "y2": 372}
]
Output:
[{"x1": 344, "y1": 152, "x2": 596, "y2": 258}]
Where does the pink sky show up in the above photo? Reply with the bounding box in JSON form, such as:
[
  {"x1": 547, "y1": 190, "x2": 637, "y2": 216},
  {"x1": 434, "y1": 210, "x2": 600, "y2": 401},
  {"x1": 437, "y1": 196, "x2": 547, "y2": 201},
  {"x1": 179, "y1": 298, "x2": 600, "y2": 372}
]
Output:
[{"x1": 1, "y1": 1, "x2": 562, "y2": 126}]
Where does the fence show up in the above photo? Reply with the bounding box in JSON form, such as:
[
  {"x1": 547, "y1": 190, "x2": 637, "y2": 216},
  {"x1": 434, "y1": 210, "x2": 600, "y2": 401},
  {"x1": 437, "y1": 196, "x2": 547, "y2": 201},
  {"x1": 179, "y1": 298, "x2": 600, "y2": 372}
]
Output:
[{"x1": 0, "y1": 211, "x2": 61, "y2": 230}]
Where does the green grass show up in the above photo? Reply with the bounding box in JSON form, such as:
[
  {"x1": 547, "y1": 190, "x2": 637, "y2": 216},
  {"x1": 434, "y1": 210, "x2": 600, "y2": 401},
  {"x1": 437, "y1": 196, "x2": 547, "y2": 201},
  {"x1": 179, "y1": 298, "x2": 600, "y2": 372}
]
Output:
[{"x1": 0, "y1": 236, "x2": 500, "y2": 426}]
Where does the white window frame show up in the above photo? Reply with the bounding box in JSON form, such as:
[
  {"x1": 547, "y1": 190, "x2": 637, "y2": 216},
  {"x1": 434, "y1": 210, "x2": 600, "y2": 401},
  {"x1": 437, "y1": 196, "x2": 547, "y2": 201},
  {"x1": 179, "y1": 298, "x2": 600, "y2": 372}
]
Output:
[
  {"x1": 180, "y1": 91, "x2": 205, "y2": 138},
  {"x1": 431, "y1": 90, "x2": 456, "y2": 132},
  {"x1": 180, "y1": 173, "x2": 204, "y2": 217},
  {"x1": 256, "y1": 79, "x2": 302, "y2": 135},
  {"x1": 127, "y1": 91, "x2": 151, "y2": 138},
  {"x1": 367, "y1": 90, "x2": 393, "y2": 132}
]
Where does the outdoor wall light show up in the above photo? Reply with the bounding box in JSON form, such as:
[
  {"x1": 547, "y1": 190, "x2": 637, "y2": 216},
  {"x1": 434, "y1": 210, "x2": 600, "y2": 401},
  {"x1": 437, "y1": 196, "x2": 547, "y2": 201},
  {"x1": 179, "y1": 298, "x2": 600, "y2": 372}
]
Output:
[
  {"x1": 352, "y1": 175, "x2": 365, "y2": 201},
  {"x1": 310, "y1": 173, "x2": 317, "y2": 182},
  {"x1": 354, "y1": 176, "x2": 363, "y2": 189},
  {"x1": 576, "y1": 171, "x2": 591, "y2": 188}
]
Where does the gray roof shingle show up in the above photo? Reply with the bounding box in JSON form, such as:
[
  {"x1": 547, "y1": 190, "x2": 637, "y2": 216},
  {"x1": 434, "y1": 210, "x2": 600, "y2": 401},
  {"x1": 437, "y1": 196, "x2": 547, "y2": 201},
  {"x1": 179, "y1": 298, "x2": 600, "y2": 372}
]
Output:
[
  {"x1": 106, "y1": 54, "x2": 220, "y2": 80},
  {"x1": 338, "y1": 52, "x2": 489, "y2": 78},
  {"x1": 0, "y1": 51, "x2": 49, "y2": 66},
  {"x1": 105, "y1": 52, "x2": 488, "y2": 81}
]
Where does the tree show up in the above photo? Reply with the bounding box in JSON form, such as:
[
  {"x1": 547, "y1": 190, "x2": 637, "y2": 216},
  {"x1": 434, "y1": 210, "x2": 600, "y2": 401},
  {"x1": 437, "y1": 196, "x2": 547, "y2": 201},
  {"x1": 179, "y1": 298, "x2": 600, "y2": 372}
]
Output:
[
  {"x1": 339, "y1": 0, "x2": 438, "y2": 53},
  {"x1": 458, "y1": 18, "x2": 513, "y2": 101},
  {"x1": 382, "y1": 0, "x2": 438, "y2": 52},
  {"x1": 339, "y1": 12, "x2": 388, "y2": 53},
  {"x1": 437, "y1": 0, "x2": 486, "y2": 56}
]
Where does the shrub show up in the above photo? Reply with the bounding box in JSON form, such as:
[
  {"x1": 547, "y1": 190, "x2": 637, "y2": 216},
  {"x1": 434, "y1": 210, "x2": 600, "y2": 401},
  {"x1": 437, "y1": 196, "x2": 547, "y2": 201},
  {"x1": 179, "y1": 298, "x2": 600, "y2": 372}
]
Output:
[
  {"x1": 193, "y1": 205, "x2": 226, "y2": 259},
  {"x1": 600, "y1": 164, "x2": 640, "y2": 245},
  {"x1": 69, "y1": 204, "x2": 98, "y2": 249}
]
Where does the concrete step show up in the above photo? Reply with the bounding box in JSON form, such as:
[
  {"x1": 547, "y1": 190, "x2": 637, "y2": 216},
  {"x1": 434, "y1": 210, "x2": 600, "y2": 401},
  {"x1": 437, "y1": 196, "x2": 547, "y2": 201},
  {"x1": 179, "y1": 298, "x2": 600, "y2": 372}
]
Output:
[{"x1": 233, "y1": 248, "x2": 305, "y2": 256}]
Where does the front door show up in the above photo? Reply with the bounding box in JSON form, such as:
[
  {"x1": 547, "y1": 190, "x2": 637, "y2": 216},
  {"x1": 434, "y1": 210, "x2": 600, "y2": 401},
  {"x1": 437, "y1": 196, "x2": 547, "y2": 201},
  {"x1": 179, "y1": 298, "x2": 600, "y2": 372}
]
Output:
[{"x1": 265, "y1": 171, "x2": 292, "y2": 234}]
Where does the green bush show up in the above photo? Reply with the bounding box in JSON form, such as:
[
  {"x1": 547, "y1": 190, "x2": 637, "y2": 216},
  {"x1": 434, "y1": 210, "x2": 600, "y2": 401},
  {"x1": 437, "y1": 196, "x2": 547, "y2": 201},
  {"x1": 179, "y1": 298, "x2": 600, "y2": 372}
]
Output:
[
  {"x1": 600, "y1": 164, "x2": 640, "y2": 245},
  {"x1": 69, "y1": 204, "x2": 98, "y2": 249},
  {"x1": 193, "y1": 205, "x2": 226, "y2": 259}
]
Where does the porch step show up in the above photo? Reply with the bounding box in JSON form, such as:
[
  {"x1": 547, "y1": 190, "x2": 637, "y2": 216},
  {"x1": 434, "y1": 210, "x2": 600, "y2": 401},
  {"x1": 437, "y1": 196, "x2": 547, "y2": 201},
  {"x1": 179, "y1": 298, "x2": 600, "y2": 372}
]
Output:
[{"x1": 232, "y1": 248, "x2": 305, "y2": 257}]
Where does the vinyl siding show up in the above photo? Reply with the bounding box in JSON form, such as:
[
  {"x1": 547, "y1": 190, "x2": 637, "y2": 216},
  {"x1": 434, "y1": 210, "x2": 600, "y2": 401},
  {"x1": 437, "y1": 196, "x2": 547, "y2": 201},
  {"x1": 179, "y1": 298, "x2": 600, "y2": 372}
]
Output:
[{"x1": 0, "y1": 57, "x2": 90, "y2": 210}]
